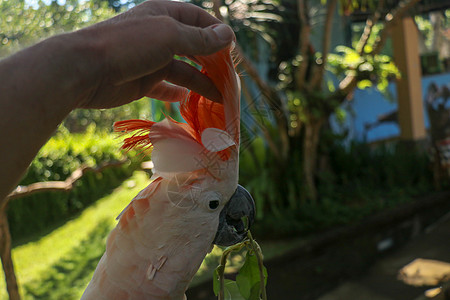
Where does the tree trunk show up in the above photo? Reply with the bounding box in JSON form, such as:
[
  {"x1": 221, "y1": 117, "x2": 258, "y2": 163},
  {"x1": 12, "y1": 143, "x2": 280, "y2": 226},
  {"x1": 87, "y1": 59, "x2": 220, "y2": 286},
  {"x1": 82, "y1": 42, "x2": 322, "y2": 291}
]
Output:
[
  {"x1": 0, "y1": 209, "x2": 20, "y2": 300},
  {"x1": 302, "y1": 115, "x2": 324, "y2": 204}
]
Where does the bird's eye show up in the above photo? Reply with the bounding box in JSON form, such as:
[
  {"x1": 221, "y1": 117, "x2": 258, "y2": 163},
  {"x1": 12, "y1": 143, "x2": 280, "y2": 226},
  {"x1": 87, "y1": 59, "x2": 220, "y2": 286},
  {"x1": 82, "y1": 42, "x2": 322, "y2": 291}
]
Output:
[{"x1": 209, "y1": 200, "x2": 220, "y2": 210}]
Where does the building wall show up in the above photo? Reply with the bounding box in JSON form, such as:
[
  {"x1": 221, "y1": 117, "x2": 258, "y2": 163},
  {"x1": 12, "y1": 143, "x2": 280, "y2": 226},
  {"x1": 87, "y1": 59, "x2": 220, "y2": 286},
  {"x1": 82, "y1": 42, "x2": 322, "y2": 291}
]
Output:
[{"x1": 331, "y1": 72, "x2": 450, "y2": 143}]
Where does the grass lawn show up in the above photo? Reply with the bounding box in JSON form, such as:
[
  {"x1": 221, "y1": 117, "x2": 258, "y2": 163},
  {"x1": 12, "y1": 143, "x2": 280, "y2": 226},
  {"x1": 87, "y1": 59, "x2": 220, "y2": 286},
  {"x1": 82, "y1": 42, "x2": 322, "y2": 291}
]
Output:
[
  {"x1": 1, "y1": 171, "x2": 149, "y2": 299},
  {"x1": 1, "y1": 170, "x2": 301, "y2": 299}
]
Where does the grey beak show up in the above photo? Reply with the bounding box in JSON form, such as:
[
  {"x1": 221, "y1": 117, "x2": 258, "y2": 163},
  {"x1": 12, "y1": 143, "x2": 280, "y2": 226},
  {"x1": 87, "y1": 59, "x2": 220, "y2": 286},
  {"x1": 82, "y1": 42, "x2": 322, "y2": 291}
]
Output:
[{"x1": 213, "y1": 184, "x2": 256, "y2": 247}]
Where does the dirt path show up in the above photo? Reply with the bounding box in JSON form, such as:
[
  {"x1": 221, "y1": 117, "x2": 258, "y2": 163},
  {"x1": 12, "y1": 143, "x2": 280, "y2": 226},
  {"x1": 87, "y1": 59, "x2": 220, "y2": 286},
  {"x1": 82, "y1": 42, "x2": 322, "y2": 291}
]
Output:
[
  {"x1": 318, "y1": 214, "x2": 450, "y2": 300},
  {"x1": 187, "y1": 192, "x2": 450, "y2": 300}
]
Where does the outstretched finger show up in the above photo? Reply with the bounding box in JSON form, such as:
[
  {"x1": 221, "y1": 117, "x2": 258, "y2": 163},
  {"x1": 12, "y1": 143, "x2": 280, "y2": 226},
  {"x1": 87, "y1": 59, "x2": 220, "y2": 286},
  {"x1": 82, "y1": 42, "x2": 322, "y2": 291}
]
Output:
[{"x1": 163, "y1": 59, "x2": 222, "y2": 103}]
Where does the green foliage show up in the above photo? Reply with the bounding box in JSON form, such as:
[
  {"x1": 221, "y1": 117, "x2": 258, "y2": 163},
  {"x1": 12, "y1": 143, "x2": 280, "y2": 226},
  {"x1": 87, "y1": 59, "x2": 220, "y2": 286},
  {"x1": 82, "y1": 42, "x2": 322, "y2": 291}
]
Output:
[
  {"x1": 328, "y1": 141, "x2": 432, "y2": 192},
  {"x1": 64, "y1": 99, "x2": 152, "y2": 132},
  {"x1": 415, "y1": 15, "x2": 433, "y2": 52},
  {"x1": 240, "y1": 136, "x2": 434, "y2": 239},
  {"x1": 327, "y1": 45, "x2": 400, "y2": 94},
  {"x1": 21, "y1": 126, "x2": 118, "y2": 183},
  {"x1": 7, "y1": 126, "x2": 140, "y2": 240},
  {"x1": 191, "y1": 0, "x2": 281, "y2": 47},
  {"x1": 274, "y1": 38, "x2": 400, "y2": 155},
  {"x1": 239, "y1": 137, "x2": 286, "y2": 221},
  {"x1": 236, "y1": 251, "x2": 268, "y2": 300},
  {"x1": 0, "y1": 0, "x2": 116, "y2": 58},
  {"x1": 351, "y1": 22, "x2": 388, "y2": 53},
  {"x1": 214, "y1": 230, "x2": 267, "y2": 300}
]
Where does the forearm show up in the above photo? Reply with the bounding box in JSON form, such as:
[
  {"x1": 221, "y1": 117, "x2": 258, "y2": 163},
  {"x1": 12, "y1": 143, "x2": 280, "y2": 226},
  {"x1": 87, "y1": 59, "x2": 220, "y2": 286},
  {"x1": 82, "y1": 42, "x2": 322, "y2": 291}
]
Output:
[{"x1": 0, "y1": 32, "x2": 96, "y2": 203}]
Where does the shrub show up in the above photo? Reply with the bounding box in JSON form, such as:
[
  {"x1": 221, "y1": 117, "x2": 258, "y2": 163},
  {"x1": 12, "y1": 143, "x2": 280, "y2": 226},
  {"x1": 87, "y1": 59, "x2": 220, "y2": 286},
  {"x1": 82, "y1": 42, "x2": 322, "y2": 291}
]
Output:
[
  {"x1": 7, "y1": 125, "x2": 140, "y2": 241},
  {"x1": 325, "y1": 141, "x2": 433, "y2": 195},
  {"x1": 240, "y1": 137, "x2": 435, "y2": 239}
]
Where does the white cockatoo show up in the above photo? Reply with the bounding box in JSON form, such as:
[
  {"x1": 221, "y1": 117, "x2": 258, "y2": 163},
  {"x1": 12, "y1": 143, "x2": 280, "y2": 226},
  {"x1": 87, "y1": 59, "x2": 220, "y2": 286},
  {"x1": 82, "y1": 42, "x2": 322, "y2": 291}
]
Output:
[{"x1": 81, "y1": 46, "x2": 255, "y2": 299}]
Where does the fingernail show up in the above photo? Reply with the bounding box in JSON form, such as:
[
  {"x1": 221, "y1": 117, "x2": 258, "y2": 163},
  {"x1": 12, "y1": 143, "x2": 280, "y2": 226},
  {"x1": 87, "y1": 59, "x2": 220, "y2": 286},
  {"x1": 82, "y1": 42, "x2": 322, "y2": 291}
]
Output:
[{"x1": 212, "y1": 24, "x2": 234, "y2": 42}]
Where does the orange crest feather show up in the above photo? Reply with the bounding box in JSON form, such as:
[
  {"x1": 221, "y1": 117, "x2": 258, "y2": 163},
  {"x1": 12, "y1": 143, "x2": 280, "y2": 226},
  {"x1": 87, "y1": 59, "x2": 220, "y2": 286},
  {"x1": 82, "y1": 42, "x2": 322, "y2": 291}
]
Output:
[{"x1": 113, "y1": 48, "x2": 239, "y2": 161}]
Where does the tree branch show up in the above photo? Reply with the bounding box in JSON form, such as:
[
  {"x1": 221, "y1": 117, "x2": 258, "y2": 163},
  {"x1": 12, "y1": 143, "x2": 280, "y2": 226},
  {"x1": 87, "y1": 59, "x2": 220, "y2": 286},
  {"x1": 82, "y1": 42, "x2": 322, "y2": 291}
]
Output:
[
  {"x1": 212, "y1": 0, "x2": 223, "y2": 21},
  {"x1": 356, "y1": 0, "x2": 385, "y2": 54},
  {"x1": 311, "y1": 0, "x2": 338, "y2": 89},
  {"x1": 4, "y1": 159, "x2": 128, "y2": 204},
  {"x1": 0, "y1": 210, "x2": 20, "y2": 300},
  {"x1": 372, "y1": 0, "x2": 420, "y2": 55},
  {"x1": 336, "y1": 0, "x2": 421, "y2": 99}
]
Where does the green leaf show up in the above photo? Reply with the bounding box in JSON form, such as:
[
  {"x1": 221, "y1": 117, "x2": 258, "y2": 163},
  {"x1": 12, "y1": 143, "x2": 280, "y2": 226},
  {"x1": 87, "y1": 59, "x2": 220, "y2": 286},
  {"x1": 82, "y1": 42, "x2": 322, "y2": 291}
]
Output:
[
  {"x1": 377, "y1": 78, "x2": 388, "y2": 92},
  {"x1": 335, "y1": 45, "x2": 356, "y2": 55},
  {"x1": 327, "y1": 80, "x2": 336, "y2": 93},
  {"x1": 363, "y1": 44, "x2": 373, "y2": 53},
  {"x1": 213, "y1": 266, "x2": 222, "y2": 296},
  {"x1": 344, "y1": 52, "x2": 363, "y2": 66},
  {"x1": 236, "y1": 251, "x2": 267, "y2": 299},
  {"x1": 334, "y1": 108, "x2": 348, "y2": 125},
  {"x1": 224, "y1": 280, "x2": 246, "y2": 300},
  {"x1": 357, "y1": 79, "x2": 373, "y2": 90}
]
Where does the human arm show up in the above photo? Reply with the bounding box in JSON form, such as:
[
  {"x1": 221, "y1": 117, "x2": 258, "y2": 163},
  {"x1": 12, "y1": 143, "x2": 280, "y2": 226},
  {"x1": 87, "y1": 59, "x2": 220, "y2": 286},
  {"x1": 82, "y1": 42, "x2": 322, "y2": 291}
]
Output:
[{"x1": 0, "y1": 0, "x2": 235, "y2": 203}]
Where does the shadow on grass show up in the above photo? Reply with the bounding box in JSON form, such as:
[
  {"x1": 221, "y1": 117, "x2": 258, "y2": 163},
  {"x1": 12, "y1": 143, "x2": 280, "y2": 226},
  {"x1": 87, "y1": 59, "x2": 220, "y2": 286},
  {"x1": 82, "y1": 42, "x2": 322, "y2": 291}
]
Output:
[
  {"x1": 23, "y1": 218, "x2": 111, "y2": 300},
  {"x1": 11, "y1": 180, "x2": 124, "y2": 249}
]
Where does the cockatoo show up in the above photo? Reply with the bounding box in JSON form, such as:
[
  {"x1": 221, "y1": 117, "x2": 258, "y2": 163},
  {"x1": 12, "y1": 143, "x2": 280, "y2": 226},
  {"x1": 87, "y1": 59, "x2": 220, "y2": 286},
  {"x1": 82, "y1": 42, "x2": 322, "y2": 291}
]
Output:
[{"x1": 81, "y1": 46, "x2": 255, "y2": 299}]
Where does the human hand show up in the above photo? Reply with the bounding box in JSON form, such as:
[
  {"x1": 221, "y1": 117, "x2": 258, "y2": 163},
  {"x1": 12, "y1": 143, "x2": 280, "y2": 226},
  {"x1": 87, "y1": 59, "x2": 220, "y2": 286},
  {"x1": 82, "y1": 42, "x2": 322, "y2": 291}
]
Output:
[{"x1": 74, "y1": 0, "x2": 234, "y2": 109}]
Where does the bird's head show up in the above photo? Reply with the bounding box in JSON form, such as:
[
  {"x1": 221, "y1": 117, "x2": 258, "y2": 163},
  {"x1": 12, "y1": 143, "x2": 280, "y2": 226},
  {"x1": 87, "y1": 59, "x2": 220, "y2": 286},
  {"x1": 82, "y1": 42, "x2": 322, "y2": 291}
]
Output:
[{"x1": 114, "y1": 46, "x2": 254, "y2": 247}]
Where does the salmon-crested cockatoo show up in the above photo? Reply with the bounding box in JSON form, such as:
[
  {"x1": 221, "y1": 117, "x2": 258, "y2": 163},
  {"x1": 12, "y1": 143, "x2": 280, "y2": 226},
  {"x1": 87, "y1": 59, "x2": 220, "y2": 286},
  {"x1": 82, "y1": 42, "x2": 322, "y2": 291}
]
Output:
[{"x1": 81, "y1": 46, "x2": 255, "y2": 300}]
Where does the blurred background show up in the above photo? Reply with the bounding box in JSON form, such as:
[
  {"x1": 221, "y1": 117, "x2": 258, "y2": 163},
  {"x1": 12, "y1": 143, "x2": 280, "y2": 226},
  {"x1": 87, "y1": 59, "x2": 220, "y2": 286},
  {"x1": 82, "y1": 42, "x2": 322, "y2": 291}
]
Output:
[{"x1": 1, "y1": 0, "x2": 449, "y2": 299}]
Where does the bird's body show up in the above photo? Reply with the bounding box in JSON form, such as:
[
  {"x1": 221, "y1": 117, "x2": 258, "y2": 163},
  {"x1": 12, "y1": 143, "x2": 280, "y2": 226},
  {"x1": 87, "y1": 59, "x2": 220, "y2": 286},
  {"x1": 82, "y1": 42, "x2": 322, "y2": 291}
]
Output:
[
  {"x1": 82, "y1": 174, "x2": 230, "y2": 299},
  {"x1": 81, "y1": 47, "x2": 251, "y2": 300}
]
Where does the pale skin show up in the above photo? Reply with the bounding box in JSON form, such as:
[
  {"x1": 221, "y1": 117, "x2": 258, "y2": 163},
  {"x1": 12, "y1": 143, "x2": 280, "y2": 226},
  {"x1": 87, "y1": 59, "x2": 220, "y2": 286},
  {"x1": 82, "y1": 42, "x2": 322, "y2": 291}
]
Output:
[{"x1": 0, "y1": 0, "x2": 235, "y2": 203}]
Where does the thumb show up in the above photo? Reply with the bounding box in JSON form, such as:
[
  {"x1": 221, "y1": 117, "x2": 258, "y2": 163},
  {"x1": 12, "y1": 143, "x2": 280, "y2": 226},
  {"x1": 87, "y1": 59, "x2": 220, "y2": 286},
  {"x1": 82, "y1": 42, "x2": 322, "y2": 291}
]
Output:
[{"x1": 173, "y1": 23, "x2": 235, "y2": 56}]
